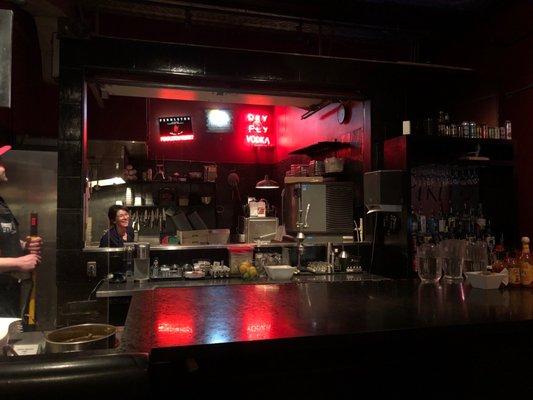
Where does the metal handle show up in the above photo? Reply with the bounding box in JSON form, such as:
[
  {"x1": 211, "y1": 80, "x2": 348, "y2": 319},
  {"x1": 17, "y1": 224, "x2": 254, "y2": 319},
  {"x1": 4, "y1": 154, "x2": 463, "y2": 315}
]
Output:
[{"x1": 303, "y1": 204, "x2": 310, "y2": 228}]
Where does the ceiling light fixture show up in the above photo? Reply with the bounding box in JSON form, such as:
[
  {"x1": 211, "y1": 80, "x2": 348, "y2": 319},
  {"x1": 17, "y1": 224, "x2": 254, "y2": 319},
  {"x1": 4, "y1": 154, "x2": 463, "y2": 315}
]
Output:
[{"x1": 255, "y1": 175, "x2": 279, "y2": 189}]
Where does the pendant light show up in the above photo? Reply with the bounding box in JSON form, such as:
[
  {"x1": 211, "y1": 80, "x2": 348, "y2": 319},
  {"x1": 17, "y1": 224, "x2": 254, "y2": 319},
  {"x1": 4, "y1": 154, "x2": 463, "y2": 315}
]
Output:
[{"x1": 255, "y1": 175, "x2": 279, "y2": 189}]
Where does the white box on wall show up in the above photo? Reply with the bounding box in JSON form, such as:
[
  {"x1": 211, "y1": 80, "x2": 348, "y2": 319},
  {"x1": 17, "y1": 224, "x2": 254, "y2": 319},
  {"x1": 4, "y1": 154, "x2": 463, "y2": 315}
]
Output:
[{"x1": 402, "y1": 120, "x2": 411, "y2": 135}]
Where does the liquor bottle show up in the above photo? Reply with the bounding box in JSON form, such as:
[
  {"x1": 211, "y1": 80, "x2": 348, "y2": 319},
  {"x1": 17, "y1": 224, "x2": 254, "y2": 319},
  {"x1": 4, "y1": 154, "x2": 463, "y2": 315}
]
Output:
[
  {"x1": 25, "y1": 212, "x2": 39, "y2": 326},
  {"x1": 492, "y1": 239, "x2": 506, "y2": 273},
  {"x1": 444, "y1": 113, "x2": 451, "y2": 136},
  {"x1": 419, "y1": 212, "x2": 427, "y2": 236},
  {"x1": 519, "y1": 237, "x2": 533, "y2": 287},
  {"x1": 438, "y1": 212, "x2": 446, "y2": 240},
  {"x1": 437, "y1": 111, "x2": 445, "y2": 136},
  {"x1": 447, "y1": 206, "x2": 456, "y2": 238},
  {"x1": 505, "y1": 120, "x2": 512, "y2": 140},
  {"x1": 484, "y1": 219, "x2": 496, "y2": 255},
  {"x1": 476, "y1": 203, "x2": 486, "y2": 240}
]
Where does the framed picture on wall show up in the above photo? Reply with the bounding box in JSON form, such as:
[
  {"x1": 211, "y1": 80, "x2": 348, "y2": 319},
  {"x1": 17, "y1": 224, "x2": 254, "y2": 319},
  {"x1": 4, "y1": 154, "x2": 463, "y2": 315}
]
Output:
[
  {"x1": 205, "y1": 109, "x2": 233, "y2": 133},
  {"x1": 158, "y1": 116, "x2": 194, "y2": 142}
]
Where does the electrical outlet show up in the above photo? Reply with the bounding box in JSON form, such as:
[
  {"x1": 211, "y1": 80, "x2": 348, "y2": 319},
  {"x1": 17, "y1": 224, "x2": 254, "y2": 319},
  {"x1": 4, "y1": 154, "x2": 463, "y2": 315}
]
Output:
[{"x1": 87, "y1": 261, "x2": 97, "y2": 278}]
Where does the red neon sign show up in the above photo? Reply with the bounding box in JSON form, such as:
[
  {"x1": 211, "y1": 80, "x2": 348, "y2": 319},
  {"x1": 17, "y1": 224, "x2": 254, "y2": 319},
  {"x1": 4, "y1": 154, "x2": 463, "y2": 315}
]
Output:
[
  {"x1": 245, "y1": 113, "x2": 272, "y2": 147},
  {"x1": 160, "y1": 134, "x2": 194, "y2": 142}
]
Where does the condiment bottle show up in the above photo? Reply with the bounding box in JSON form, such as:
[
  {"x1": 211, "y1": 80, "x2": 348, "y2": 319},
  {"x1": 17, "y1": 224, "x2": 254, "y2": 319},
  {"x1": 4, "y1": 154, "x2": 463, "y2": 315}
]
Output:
[
  {"x1": 506, "y1": 251, "x2": 521, "y2": 287},
  {"x1": 519, "y1": 237, "x2": 533, "y2": 287},
  {"x1": 491, "y1": 243, "x2": 506, "y2": 273}
]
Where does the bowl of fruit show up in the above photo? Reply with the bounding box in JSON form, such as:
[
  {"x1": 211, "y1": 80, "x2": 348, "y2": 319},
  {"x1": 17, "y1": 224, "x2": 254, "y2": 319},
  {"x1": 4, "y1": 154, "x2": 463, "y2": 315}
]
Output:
[{"x1": 239, "y1": 261, "x2": 259, "y2": 281}]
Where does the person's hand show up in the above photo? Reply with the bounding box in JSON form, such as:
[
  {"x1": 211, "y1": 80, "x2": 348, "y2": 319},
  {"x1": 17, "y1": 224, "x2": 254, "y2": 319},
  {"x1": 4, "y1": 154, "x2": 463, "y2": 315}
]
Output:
[
  {"x1": 26, "y1": 236, "x2": 43, "y2": 255},
  {"x1": 16, "y1": 254, "x2": 41, "y2": 272}
]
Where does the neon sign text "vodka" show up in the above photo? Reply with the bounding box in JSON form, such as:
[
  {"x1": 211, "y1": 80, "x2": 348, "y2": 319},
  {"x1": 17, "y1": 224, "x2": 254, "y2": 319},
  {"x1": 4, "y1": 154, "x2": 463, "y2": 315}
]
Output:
[{"x1": 246, "y1": 113, "x2": 271, "y2": 146}]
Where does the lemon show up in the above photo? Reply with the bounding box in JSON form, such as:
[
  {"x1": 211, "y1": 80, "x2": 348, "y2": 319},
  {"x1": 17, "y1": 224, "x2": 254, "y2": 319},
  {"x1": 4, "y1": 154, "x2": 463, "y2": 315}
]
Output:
[
  {"x1": 248, "y1": 266, "x2": 258, "y2": 278},
  {"x1": 239, "y1": 263, "x2": 250, "y2": 275},
  {"x1": 243, "y1": 272, "x2": 250, "y2": 280}
]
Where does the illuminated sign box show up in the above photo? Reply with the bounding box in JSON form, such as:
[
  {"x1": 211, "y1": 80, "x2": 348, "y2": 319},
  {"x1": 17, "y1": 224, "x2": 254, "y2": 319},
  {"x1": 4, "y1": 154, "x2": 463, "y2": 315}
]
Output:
[
  {"x1": 158, "y1": 116, "x2": 194, "y2": 142},
  {"x1": 205, "y1": 109, "x2": 233, "y2": 133}
]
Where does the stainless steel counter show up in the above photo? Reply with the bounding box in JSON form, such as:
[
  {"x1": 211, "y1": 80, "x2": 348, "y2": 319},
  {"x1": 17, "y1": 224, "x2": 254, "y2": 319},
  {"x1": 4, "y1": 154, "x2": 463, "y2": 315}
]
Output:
[
  {"x1": 84, "y1": 241, "x2": 370, "y2": 252},
  {"x1": 96, "y1": 272, "x2": 388, "y2": 298}
]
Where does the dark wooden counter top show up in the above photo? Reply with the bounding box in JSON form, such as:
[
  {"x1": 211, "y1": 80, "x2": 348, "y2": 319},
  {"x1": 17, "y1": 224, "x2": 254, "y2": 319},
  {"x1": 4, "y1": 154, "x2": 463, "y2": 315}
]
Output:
[
  {"x1": 120, "y1": 279, "x2": 533, "y2": 397},
  {"x1": 121, "y1": 279, "x2": 533, "y2": 354}
]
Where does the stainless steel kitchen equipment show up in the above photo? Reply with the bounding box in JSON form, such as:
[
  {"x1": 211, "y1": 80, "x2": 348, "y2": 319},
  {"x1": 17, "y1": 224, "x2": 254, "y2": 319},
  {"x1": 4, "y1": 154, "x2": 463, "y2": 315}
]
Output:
[
  {"x1": 44, "y1": 323, "x2": 116, "y2": 353},
  {"x1": 2, "y1": 150, "x2": 57, "y2": 330},
  {"x1": 283, "y1": 182, "x2": 354, "y2": 236},
  {"x1": 123, "y1": 242, "x2": 135, "y2": 273},
  {"x1": 0, "y1": 10, "x2": 13, "y2": 108},
  {"x1": 239, "y1": 217, "x2": 279, "y2": 242},
  {"x1": 363, "y1": 170, "x2": 403, "y2": 213},
  {"x1": 133, "y1": 242, "x2": 150, "y2": 282}
]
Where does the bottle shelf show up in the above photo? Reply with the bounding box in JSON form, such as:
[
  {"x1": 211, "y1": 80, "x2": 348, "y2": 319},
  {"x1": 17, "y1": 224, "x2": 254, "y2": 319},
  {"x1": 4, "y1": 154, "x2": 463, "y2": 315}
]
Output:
[
  {"x1": 384, "y1": 135, "x2": 515, "y2": 170},
  {"x1": 289, "y1": 141, "x2": 353, "y2": 157}
]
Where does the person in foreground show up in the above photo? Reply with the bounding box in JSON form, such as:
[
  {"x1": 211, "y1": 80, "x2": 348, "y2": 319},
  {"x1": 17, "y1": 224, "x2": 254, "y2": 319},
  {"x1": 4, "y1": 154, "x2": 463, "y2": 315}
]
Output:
[{"x1": 0, "y1": 145, "x2": 43, "y2": 318}]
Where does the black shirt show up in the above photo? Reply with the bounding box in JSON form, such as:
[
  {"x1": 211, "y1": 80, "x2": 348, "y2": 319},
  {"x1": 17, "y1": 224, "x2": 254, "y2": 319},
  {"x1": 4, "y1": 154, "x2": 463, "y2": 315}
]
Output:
[
  {"x1": 0, "y1": 196, "x2": 24, "y2": 317},
  {"x1": 99, "y1": 226, "x2": 135, "y2": 248},
  {"x1": 0, "y1": 196, "x2": 23, "y2": 258}
]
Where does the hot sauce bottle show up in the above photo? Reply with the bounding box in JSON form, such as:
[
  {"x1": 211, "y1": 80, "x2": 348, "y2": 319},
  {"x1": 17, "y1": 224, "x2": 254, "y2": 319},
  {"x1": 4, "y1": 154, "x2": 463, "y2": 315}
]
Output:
[{"x1": 507, "y1": 250, "x2": 521, "y2": 288}]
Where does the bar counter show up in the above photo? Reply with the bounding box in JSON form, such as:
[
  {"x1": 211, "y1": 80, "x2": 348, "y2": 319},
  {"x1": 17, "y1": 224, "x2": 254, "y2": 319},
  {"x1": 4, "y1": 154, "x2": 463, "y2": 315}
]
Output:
[
  {"x1": 120, "y1": 279, "x2": 533, "y2": 354},
  {"x1": 96, "y1": 272, "x2": 387, "y2": 298},
  {"x1": 119, "y1": 279, "x2": 533, "y2": 396}
]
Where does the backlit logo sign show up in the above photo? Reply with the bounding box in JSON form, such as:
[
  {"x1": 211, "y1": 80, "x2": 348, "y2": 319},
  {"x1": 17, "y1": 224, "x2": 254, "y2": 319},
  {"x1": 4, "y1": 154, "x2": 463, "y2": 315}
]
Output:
[
  {"x1": 245, "y1": 113, "x2": 272, "y2": 146},
  {"x1": 158, "y1": 116, "x2": 194, "y2": 142},
  {"x1": 206, "y1": 109, "x2": 233, "y2": 133}
]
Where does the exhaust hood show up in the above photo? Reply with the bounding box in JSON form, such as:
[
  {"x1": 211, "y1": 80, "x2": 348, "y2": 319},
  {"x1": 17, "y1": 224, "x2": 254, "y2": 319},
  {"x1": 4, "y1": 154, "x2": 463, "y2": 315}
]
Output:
[{"x1": 88, "y1": 140, "x2": 147, "y2": 187}]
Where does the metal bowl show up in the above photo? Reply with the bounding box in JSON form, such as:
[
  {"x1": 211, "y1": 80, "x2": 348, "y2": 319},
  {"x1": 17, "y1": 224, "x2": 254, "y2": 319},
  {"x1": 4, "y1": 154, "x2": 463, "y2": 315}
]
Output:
[{"x1": 45, "y1": 323, "x2": 117, "y2": 353}]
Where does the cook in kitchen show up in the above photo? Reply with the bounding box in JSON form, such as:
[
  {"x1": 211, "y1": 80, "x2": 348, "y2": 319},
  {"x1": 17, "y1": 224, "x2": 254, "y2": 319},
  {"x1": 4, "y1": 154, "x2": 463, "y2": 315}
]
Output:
[{"x1": 0, "y1": 145, "x2": 43, "y2": 318}]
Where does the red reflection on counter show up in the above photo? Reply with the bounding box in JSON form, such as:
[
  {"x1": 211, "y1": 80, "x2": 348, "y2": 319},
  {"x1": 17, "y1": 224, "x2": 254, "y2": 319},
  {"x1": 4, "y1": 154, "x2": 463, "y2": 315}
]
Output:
[
  {"x1": 155, "y1": 315, "x2": 195, "y2": 346},
  {"x1": 242, "y1": 309, "x2": 273, "y2": 341}
]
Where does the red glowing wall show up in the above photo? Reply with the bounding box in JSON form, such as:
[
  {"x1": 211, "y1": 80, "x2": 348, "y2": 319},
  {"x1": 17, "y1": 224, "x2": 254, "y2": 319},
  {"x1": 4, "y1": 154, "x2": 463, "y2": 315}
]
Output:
[
  {"x1": 88, "y1": 95, "x2": 370, "y2": 168},
  {"x1": 274, "y1": 102, "x2": 369, "y2": 168}
]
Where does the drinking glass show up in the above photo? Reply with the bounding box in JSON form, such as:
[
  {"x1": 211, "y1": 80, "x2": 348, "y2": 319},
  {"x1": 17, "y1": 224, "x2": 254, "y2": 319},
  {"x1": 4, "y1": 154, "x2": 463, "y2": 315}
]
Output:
[
  {"x1": 417, "y1": 243, "x2": 441, "y2": 283},
  {"x1": 440, "y1": 239, "x2": 466, "y2": 281},
  {"x1": 471, "y1": 241, "x2": 488, "y2": 272},
  {"x1": 462, "y1": 241, "x2": 475, "y2": 272}
]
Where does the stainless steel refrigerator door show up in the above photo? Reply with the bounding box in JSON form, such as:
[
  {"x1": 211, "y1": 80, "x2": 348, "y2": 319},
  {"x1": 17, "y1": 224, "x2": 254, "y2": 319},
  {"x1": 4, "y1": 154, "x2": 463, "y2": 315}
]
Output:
[
  {"x1": 0, "y1": 10, "x2": 13, "y2": 108},
  {"x1": 2, "y1": 150, "x2": 58, "y2": 329}
]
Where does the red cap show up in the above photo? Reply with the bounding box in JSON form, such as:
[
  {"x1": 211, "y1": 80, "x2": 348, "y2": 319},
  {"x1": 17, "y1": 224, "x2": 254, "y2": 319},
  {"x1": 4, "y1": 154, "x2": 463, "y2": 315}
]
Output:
[{"x1": 0, "y1": 145, "x2": 11, "y2": 157}]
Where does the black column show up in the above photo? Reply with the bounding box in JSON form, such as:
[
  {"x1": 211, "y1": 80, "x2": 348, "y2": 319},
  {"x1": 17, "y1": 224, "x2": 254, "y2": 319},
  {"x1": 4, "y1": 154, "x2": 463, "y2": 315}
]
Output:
[{"x1": 56, "y1": 66, "x2": 87, "y2": 325}]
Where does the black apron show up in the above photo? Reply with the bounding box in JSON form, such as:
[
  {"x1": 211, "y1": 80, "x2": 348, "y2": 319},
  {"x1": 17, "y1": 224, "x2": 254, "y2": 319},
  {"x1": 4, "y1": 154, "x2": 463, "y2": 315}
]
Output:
[{"x1": 0, "y1": 196, "x2": 25, "y2": 318}]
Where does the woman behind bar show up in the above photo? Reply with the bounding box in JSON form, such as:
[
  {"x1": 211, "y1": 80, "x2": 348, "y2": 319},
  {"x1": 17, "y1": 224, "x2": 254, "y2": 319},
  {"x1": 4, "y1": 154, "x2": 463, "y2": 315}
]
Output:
[{"x1": 99, "y1": 205, "x2": 134, "y2": 247}]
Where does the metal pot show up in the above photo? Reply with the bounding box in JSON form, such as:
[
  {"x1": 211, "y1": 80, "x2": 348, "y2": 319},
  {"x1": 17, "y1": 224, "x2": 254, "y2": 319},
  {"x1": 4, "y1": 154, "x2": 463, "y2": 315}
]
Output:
[{"x1": 44, "y1": 323, "x2": 117, "y2": 353}]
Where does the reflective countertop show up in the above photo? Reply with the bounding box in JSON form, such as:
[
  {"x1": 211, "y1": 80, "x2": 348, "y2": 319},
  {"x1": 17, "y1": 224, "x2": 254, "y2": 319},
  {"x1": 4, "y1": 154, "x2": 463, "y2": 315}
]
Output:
[
  {"x1": 96, "y1": 272, "x2": 387, "y2": 298},
  {"x1": 120, "y1": 279, "x2": 533, "y2": 354}
]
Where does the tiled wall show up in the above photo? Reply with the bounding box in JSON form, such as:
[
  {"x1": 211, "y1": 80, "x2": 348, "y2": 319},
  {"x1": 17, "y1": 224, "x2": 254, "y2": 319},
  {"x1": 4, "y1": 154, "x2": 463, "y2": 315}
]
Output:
[{"x1": 56, "y1": 66, "x2": 87, "y2": 326}]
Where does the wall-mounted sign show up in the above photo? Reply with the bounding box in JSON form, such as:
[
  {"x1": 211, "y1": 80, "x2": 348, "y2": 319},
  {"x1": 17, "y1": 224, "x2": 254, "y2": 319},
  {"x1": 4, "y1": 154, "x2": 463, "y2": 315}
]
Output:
[
  {"x1": 158, "y1": 116, "x2": 194, "y2": 142},
  {"x1": 205, "y1": 109, "x2": 233, "y2": 133},
  {"x1": 245, "y1": 112, "x2": 272, "y2": 147}
]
